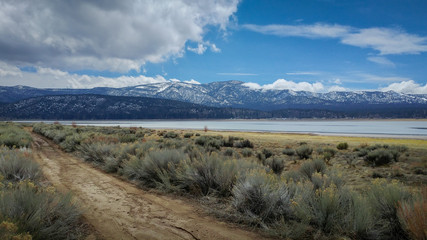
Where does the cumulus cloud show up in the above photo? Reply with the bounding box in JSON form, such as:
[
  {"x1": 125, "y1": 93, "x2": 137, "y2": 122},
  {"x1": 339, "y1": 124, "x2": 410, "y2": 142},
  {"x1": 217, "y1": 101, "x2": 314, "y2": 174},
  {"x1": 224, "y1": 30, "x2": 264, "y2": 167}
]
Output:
[
  {"x1": 367, "y1": 56, "x2": 395, "y2": 67},
  {"x1": 0, "y1": 0, "x2": 238, "y2": 72},
  {"x1": 183, "y1": 79, "x2": 201, "y2": 85},
  {"x1": 0, "y1": 61, "x2": 191, "y2": 88},
  {"x1": 243, "y1": 79, "x2": 325, "y2": 92},
  {"x1": 381, "y1": 80, "x2": 427, "y2": 94},
  {"x1": 328, "y1": 85, "x2": 347, "y2": 92},
  {"x1": 243, "y1": 23, "x2": 427, "y2": 55}
]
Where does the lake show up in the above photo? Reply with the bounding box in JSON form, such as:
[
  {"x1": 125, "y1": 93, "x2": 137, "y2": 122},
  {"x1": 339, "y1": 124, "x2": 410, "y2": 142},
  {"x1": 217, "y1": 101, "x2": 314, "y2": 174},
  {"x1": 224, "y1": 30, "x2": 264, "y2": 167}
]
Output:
[{"x1": 18, "y1": 120, "x2": 427, "y2": 139}]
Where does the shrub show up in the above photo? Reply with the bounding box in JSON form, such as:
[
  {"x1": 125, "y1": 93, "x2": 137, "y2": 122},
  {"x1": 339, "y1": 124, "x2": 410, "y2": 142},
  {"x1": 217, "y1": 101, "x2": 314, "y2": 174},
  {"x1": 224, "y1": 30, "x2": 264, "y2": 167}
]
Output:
[
  {"x1": 183, "y1": 133, "x2": 194, "y2": 138},
  {"x1": 195, "y1": 136, "x2": 224, "y2": 150},
  {"x1": 0, "y1": 123, "x2": 32, "y2": 149},
  {"x1": 337, "y1": 142, "x2": 348, "y2": 150},
  {"x1": 232, "y1": 169, "x2": 291, "y2": 224},
  {"x1": 292, "y1": 182, "x2": 350, "y2": 234},
  {"x1": 282, "y1": 148, "x2": 295, "y2": 156},
  {"x1": 322, "y1": 148, "x2": 337, "y2": 162},
  {"x1": 59, "y1": 134, "x2": 83, "y2": 152},
  {"x1": 0, "y1": 221, "x2": 32, "y2": 240},
  {"x1": 241, "y1": 148, "x2": 253, "y2": 157},
  {"x1": 298, "y1": 159, "x2": 326, "y2": 181},
  {"x1": 262, "y1": 148, "x2": 273, "y2": 159},
  {"x1": 233, "y1": 139, "x2": 254, "y2": 149},
  {"x1": 367, "y1": 179, "x2": 412, "y2": 239},
  {"x1": 296, "y1": 145, "x2": 313, "y2": 159},
  {"x1": 268, "y1": 157, "x2": 285, "y2": 175},
  {"x1": 0, "y1": 182, "x2": 82, "y2": 240},
  {"x1": 123, "y1": 149, "x2": 186, "y2": 189},
  {"x1": 178, "y1": 156, "x2": 251, "y2": 197},
  {"x1": 398, "y1": 187, "x2": 426, "y2": 240},
  {"x1": 223, "y1": 148, "x2": 235, "y2": 157},
  {"x1": 78, "y1": 142, "x2": 117, "y2": 164},
  {"x1": 0, "y1": 148, "x2": 41, "y2": 182},
  {"x1": 163, "y1": 131, "x2": 179, "y2": 139},
  {"x1": 365, "y1": 149, "x2": 394, "y2": 166}
]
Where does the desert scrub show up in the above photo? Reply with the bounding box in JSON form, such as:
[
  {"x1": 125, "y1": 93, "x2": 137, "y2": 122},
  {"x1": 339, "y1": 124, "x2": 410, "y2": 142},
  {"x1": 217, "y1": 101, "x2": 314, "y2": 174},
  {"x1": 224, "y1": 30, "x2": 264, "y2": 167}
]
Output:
[
  {"x1": 336, "y1": 142, "x2": 348, "y2": 150},
  {"x1": 366, "y1": 179, "x2": 413, "y2": 239},
  {"x1": 183, "y1": 132, "x2": 194, "y2": 138},
  {"x1": 178, "y1": 155, "x2": 259, "y2": 197},
  {"x1": 397, "y1": 187, "x2": 426, "y2": 240},
  {"x1": 266, "y1": 157, "x2": 285, "y2": 175},
  {"x1": 0, "y1": 123, "x2": 32, "y2": 149},
  {"x1": 232, "y1": 169, "x2": 292, "y2": 225},
  {"x1": 296, "y1": 145, "x2": 313, "y2": 159},
  {"x1": 0, "y1": 147, "x2": 41, "y2": 183},
  {"x1": 195, "y1": 135, "x2": 224, "y2": 151},
  {"x1": 233, "y1": 139, "x2": 254, "y2": 148},
  {"x1": 365, "y1": 148, "x2": 395, "y2": 166},
  {"x1": 163, "y1": 131, "x2": 179, "y2": 139},
  {"x1": 0, "y1": 181, "x2": 82, "y2": 240},
  {"x1": 282, "y1": 148, "x2": 295, "y2": 157},
  {"x1": 241, "y1": 148, "x2": 253, "y2": 157},
  {"x1": 0, "y1": 221, "x2": 32, "y2": 240},
  {"x1": 123, "y1": 149, "x2": 186, "y2": 189},
  {"x1": 78, "y1": 142, "x2": 118, "y2": 164}
]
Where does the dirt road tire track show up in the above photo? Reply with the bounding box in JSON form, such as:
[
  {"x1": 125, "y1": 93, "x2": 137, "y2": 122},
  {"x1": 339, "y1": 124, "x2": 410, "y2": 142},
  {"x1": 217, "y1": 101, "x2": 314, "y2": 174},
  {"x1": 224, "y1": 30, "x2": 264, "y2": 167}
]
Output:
[{"x1": 30, "y1": 132, "x2": 266, "y2": 240}]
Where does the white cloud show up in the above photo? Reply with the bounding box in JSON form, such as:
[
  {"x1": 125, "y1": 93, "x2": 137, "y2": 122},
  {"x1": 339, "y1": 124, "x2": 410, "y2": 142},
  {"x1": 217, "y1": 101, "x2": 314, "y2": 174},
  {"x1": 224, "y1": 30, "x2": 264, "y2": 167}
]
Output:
[
  {"x1": 360, "y1": 74, "x2": 413, "y2": 83},
  {"x1": 0, "y1": 0, "x2": 239, "y2": 72},
  {"x1": 381, "y1": 80, "x2": 427, "y2": 94},
  {"x1": 243, "y1": 23, "x2": 350, "y2": 38},
  {"x1": 328, "y1": 85, "x2": 347, "y2": 92},
  {"x1": 342, "y1": 28, "x2": 427, "y2": 55},
  {"x1": 0, "y1": 61, "x2": 175, "y2": 88},
  {"x1": 183, "y1": 79, "x2": 201, "y2": 85},
  {"x1": 367, "y1": 56, "x2": 395, "y2": 67},
  {"x1": 187, "y1": 41, "x2": 221, "y2": 54},
  {"x1": 243, "y1": 79, "x2": 324, "y2": 92},
  {"x1": 333, "y1": 78, "x2": 342, "y2": 85},
  {"x1": 187, "y1": 43, "x2": 208, "y2": 54},
  {"x1": 244, "y1": 23, "x2": 427, "y2": 55},
  {"x1": 0, "y1": 62, "x2": 22, "y2": 77}
]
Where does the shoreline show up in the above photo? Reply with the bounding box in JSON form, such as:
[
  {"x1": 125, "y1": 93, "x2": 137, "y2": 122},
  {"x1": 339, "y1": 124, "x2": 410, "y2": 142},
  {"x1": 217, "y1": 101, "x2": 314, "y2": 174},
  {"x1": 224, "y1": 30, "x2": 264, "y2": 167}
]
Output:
[{"x1": 12, "y1": 119, "x2": 427, "y2": 140}]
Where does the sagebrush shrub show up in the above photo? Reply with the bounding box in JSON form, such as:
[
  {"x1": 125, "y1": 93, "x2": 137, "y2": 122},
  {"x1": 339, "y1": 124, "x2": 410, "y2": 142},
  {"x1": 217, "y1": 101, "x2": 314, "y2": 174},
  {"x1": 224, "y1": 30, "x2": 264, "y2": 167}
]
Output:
[
  {"x1": 397, "y1": 187, "x2": 426, "y2": 240},
  {"x1": 296, "y1": 145, "x2": 313, "y2": 159},
  {"x1": 282, "y1": 148, "x2": 295, "y2": 156},
  {"x1": 0, "y1": 148, "x2": 41, "y2": 182},
  {"x1": 365, "y1": 148, "x2": 394, "y2": 166},
  {"x1": 268, "y1": 157, "x2": 285, "y2": 175},
  {"x1": 123, "y1": 149, "x2": 186, "y2": 188},
  {"x1": 337, "y1": 142, "x2": 349, "y2": 150},
  {"x1": 0, "y1": 182, "x2": 81, "y2": 240},
  {"x1": 178, "y1": 155, "x2": 248, "y2": 197},
  {"x1": 232, "y1": 169, "x2": 292, "y2": 224}
]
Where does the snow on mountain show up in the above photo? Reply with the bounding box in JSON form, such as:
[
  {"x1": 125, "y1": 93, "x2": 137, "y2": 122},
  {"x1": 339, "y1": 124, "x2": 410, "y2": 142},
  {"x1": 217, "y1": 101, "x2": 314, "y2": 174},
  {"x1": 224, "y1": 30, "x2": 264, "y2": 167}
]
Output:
[{"x1": 1, "y1": 81, "x2": 427, "y2": 111}]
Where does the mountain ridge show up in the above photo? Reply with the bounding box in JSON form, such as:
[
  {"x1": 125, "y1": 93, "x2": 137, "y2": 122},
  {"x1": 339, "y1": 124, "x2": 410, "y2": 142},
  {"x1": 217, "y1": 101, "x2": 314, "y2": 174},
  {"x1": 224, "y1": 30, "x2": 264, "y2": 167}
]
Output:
[{"x1": 1, "y1": 81, "x2": 426, "y2": 111}]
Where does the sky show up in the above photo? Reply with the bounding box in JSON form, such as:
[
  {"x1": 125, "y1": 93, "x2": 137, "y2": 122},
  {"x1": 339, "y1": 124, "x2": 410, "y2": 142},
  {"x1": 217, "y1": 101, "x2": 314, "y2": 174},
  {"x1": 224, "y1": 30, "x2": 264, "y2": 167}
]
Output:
[{"x1": 0, "y1": 0, "x2": 427, "y2": 93}]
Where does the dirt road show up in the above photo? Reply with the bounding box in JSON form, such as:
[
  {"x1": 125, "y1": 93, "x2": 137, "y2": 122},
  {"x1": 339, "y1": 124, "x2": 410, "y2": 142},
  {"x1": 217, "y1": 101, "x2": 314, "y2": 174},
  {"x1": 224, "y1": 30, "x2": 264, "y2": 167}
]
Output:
[{"x1": 30, "y1": 132, "x2": 266, "y2": 240}]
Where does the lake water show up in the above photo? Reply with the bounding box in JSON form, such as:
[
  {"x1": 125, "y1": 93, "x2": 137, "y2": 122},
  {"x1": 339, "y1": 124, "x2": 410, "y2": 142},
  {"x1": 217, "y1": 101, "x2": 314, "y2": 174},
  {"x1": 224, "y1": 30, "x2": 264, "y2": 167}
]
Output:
[{"x1": 20, "y1": 120, "x2": 427, "y2": 139}]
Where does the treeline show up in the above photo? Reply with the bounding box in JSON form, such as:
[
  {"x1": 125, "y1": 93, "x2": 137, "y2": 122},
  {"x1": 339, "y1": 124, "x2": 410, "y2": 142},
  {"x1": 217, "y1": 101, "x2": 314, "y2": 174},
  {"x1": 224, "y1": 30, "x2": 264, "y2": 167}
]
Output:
[{"x1": 1, "y1": 94, "x2": 427, "y2": 120}]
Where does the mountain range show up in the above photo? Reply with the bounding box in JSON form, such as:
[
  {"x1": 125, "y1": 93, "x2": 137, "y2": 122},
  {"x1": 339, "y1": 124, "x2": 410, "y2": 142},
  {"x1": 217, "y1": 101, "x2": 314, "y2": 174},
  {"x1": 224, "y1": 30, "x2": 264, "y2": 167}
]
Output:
[{"x1": 1, "y1": 81, "x2": 427, "y2": 119}]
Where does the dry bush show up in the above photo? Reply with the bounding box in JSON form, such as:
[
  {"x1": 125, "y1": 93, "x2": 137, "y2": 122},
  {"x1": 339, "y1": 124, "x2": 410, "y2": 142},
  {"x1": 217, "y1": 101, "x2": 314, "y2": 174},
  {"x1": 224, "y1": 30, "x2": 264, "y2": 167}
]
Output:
[{"x1": 398, "y1": 187, "x2": 427, "y2": 240}]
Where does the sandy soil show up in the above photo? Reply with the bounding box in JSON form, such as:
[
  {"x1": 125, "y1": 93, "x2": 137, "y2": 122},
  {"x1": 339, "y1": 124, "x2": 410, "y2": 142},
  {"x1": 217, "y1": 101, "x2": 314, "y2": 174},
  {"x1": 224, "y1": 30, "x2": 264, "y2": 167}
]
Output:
[{"x1": 30, "y1": 132, "x2": 267, "y2": 240}]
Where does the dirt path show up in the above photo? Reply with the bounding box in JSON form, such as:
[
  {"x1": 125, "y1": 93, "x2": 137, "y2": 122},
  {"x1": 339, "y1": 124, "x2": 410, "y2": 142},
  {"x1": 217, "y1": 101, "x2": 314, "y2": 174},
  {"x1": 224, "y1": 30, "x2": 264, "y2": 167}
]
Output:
[{"x1": 30, "y1": 132, "x2": 266, "y2": 240}]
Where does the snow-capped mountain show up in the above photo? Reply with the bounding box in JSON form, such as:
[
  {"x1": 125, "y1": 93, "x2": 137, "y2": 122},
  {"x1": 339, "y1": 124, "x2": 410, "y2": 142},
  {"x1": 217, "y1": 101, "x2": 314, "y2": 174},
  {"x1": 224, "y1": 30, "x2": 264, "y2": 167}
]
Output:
[{"x1": 1, "y1": 80, "x2": 426, "y2": 111}]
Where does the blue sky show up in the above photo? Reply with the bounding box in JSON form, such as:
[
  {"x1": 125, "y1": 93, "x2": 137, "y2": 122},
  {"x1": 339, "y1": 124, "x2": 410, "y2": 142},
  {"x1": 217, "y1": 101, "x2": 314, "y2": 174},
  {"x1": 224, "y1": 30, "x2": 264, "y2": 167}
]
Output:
[{"x1": 0, "y1": 0, "x2": 426, "y2": 93}]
